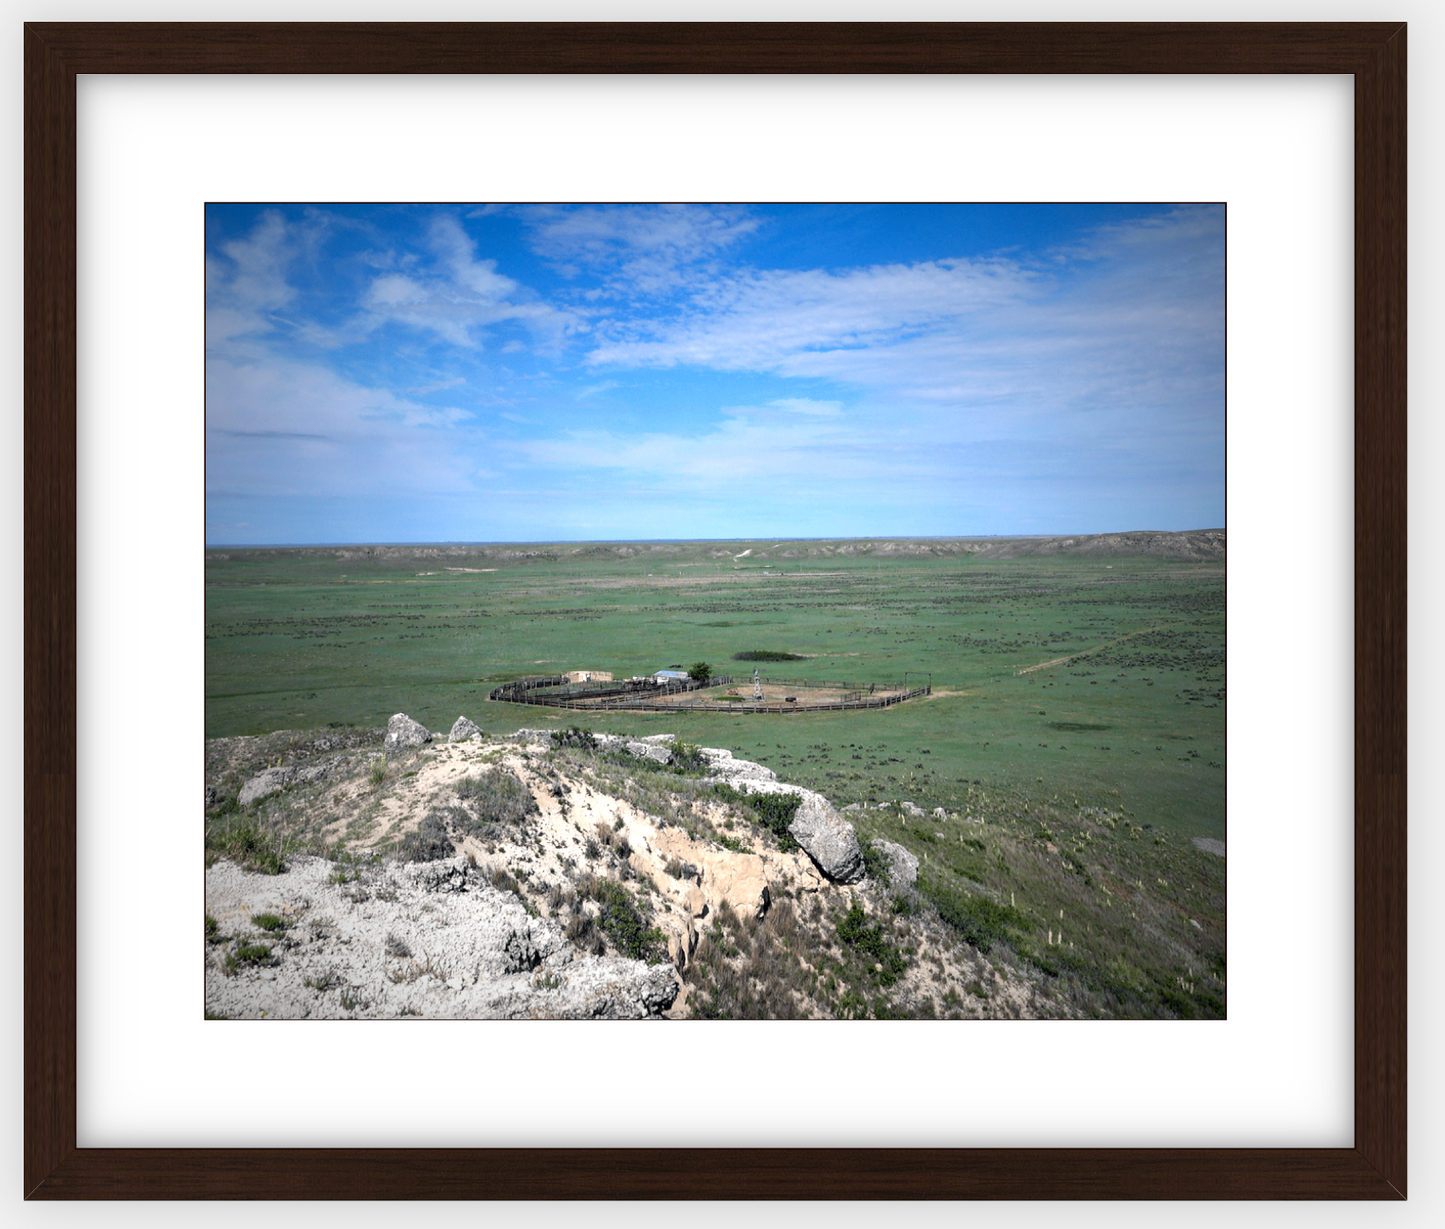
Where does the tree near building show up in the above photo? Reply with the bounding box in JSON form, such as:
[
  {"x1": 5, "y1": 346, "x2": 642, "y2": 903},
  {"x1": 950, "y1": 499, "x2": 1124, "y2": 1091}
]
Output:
[{"x1": 687, "y1": 661, "x2": 713, "y2": 683}]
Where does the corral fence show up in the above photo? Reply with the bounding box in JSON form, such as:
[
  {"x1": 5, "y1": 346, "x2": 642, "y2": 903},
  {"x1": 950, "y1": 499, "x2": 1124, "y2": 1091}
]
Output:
[
  {"x1": 488, "y1": 674, "x2": 736, "y2": 706},
  {"x1": 487, "y1": 672, "x2": 929, "y2": 714}
]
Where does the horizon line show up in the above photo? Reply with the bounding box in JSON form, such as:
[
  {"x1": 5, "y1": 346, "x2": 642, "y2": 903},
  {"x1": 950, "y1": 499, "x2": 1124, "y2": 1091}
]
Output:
[{"x1": 204, "y1": 528, "x2": 1227, "y2": 550}]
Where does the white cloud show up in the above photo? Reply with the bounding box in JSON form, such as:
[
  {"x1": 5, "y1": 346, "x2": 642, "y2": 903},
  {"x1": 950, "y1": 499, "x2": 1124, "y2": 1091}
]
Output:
[
  {"x1": 581, "y1": 208, "x2": 1224, "y2": 440},
  {"x1": 519, "y1": 204, "x2": 761, "y2": 298},
  {"x1": 206, "y1": 357, "x2": 477, "y2": 500},
  {"x1": 575, "y1": 380, "x2": 620, "y2": 401},
  {"x1": 354, "y1": 214, "x2": 577, "y2": 350},
  {"x1": 584, "y1": 256, "x2": 1035, "y2": 374},
  {"x1": 766, "y1": 398, "x2": 843, "y2": 416},
  {"x1": 205, "y1": 210, "x2": 300, "y2": 346}
]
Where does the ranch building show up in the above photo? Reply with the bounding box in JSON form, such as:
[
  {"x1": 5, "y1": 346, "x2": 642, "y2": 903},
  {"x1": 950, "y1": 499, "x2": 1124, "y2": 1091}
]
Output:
[{"x1": 564, "y1": 670, "x2": 613, "y2": 684}]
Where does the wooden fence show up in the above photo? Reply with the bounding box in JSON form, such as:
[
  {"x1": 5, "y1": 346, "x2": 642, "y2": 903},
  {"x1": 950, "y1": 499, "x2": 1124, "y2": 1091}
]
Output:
[{"x1": 488, "y1": 681, "x2": 929, "y2": 714}]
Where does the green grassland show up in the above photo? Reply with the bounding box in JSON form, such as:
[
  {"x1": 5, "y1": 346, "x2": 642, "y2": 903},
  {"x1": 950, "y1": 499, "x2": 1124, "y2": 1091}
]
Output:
[
  {"x1": 207, "y1": 540, "x2": 1224, "y2": 837},
  {"x1": 206, "y1": 538, "x2": 1226, "y2": 1018}
]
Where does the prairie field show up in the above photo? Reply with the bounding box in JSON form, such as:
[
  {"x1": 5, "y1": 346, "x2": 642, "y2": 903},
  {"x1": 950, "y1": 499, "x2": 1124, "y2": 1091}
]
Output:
[{"x1": 206, "y1": 536, "x2": 1227, "y2": 1018}]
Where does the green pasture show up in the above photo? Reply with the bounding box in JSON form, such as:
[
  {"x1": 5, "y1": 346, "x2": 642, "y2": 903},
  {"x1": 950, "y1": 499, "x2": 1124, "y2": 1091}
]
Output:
[{"x1": 205, "y1": 540, "x2": 1225, "y2": 840}]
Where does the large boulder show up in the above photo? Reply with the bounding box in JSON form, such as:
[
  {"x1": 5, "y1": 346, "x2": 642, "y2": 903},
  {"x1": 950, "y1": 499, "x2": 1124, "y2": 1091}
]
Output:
[
  {"x1": 873, "y1": 839, "x2": 919, "y2": 888},
  {"x1": 788, "y1": 793, "x2": 865, "y2": 884},
  {"x1": 449, "y1": 715, "x2": 481, "y2": 743},
  {"x1": 626, "y1": 740, "x2": 673, "y2": 765},
  {"x1": 385, "y1": 712, "x2": 432, "y2": 756}
]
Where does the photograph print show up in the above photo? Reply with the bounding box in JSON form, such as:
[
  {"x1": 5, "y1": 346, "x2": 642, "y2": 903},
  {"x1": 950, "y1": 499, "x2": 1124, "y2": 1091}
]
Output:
[{"x1": 204, "y1": 202, "x2": 1226, "y2": 1022}]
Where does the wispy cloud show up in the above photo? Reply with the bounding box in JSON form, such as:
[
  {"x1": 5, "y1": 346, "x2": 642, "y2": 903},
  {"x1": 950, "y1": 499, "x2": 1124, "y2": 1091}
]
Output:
[
  {"x1": 205, "y1": 203, "x2": 1224, "y2": 543},
  {"x1": 518, "y1": 204, "x2": 761, "y2": 297},
  {"x1": 356, "y1": 214, "x2": 577, "y2": 350}
]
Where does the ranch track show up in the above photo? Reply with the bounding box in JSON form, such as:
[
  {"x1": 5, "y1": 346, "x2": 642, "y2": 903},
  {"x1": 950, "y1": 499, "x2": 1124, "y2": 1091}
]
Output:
[{"x1": 1013, "y1": 625, "x2": 1167, "y2": 676}]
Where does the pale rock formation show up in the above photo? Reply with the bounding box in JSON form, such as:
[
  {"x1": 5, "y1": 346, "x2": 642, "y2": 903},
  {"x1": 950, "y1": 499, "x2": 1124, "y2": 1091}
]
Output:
[
  {"x1": 204, "y1": 855, "x2": 678, "y2": 1020},
  {"x1": 238, "y1": 766, "x2": 293, "y2": 807},
  {"x1": 873, "y1": 839, "x2": 920, "y2": 888},
  {"x1": 449, "y1": 715, "x2": 482, "y2": 742},
  {"x1": 788, "y1": 793, "x2": 865, "y2": 884},
  {"x1": 385, "y1": 712, "x2": 433, "y2": 755}
]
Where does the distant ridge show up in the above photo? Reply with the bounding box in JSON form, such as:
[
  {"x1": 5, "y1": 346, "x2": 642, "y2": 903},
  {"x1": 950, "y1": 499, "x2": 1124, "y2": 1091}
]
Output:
[
  {"x1": 969, "y1": 528, "x2": 1226, "y2": 561},
  {"x1": 206, "y1": 529, "x2": 1225, "y2": 565}
]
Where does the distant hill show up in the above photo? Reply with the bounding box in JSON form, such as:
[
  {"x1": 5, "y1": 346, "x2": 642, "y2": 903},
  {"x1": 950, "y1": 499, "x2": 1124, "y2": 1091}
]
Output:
[
  {"x1": 205, "y1": 528, "x2": 1225, "y2": 567},
  {"x1": 968, "y1": 529, "x2": 1226, "y2": 561}
]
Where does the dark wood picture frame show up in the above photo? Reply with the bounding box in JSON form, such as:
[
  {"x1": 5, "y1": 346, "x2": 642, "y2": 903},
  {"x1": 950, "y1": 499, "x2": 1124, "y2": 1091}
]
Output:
[{"x1": 24, "y1": 22, "x2": 1406, "y2": 1200}]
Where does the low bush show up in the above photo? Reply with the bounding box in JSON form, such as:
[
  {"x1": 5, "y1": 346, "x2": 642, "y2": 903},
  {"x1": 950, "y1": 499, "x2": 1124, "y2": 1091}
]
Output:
[
  {"x1": 456, "y1": 767, "x2": 538, "y2": 826},
  {"x1": 923, "y1": 883, "x2": 1023, "y2": 954},
  {"x1": 581, "y1": 877, "x2": 666, "y2": 963},
  {"x1": 713, "y1": 783, "x2": 801, "y2": 852},
  {"x1": 250, "y1": 912, "x2": 288, "y2": 933},
  {"x1": 859, "y1": 838, "x2": 890, "y2": 881},
  {"x1": 395, "y1": 809, "x2": 457, "y2": 862},
  {"x1": 205, "y1": 815, "x2": 290, "y2": 875},
  {"x1": 835, "y1": 897, "x2": 907, "y2": 987},
  {"x1": 552, "y1": 726, "x2": 598, "y2": 751},
  {"x1": 669, "y1": 741, "x2": 708, "y2": 773}
]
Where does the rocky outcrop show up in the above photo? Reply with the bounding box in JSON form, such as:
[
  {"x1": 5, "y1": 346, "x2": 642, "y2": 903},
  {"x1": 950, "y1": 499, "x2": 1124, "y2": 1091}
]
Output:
[
  {"x1": 788, "y1": 793, "x2": 865, "y2": 884},
  {"x1": 449, "y1": 715, "x2": 481, "y2": 743},
  {"x1": 237, "y1": 760, "x2": 339, "y2": 807},
  {"x1": 873, "y1": 839, "x2": 919, "y2": 888},
  {"x1": 204, "y1": 855, "x2": 678, "y2": 1021},
  {"x1": 901, "y1": 801, "x2": 926, "y2": 817},
  {"x1": 238, "y1": 767, "x2": 293, "y2": 807},
  {"x1": 385, "y1": 712, "x2": 432, "y2": 755},
  {"x1": 701, "y1": 747, "x2": 779, "y2": 787}
]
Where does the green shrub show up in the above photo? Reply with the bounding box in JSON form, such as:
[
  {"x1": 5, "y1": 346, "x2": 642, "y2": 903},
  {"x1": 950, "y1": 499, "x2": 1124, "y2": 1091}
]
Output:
[
  {"x1": 204, "y1": 816, "x2": 288, "y2": 875},
  {"x1": 731, "y1": 650, "x2": 803, "y2": 662},
  {"x1": 250, "y1": 912, "x2": 287, "y2": 932},
  {"x1": 552, "y1": 726, "x2": 598, "y2": 751},
  {"x1": 669, "y1": 740, "x2": 708, "y2": 773},
  {"x1": 582, "y1": 878, "x2": 666, "y2": 963},
  {"x1": 687, "y1": 661, "x2": 713, "y2": 682},
  {"x1": 368, "y1": 757, "x2": 387, "y2": 787},
  {"x1": 232, "y1": 942, "x2": 272, "y2": 965},
  {"x1": 714, "y1": 783, "x2": 801, "y2": 852},
  {"x1": 396, "y1": 808, "x2": 457, "y2": 862},
  {"x1": 859, "y1": 838, "x2": 889, "y2": 881},
  {"x1": 456, "y1": 767, "x2": 538, "y2": 826},
  {"x1": 924, "y1": 884, "x2": 1023, "y2": 954},
  {"x1": 205, "y1": 913, "x2": 220, "y2": 942},
  {"x1": 836, "y1": 897, "x2": 907, "y2": 987}
]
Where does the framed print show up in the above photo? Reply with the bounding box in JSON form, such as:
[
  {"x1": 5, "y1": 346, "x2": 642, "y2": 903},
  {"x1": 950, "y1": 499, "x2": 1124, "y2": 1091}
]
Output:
[{"x1": 24, "y1": 23, "x2": 1405, "y2": 1199}]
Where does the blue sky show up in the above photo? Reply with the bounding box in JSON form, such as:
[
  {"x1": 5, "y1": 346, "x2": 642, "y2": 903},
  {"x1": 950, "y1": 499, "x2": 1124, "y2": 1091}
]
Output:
[{"x1": 205, "y1": 202, "x2": 1224, "y2": 545}]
